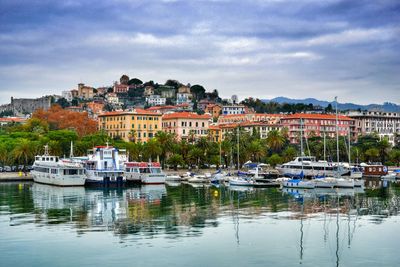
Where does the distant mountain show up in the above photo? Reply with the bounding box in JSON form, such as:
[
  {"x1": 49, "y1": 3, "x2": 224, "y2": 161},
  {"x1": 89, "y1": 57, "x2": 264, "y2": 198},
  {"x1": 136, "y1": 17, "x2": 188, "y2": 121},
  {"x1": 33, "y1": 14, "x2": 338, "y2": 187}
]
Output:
[{"x1": 262, "y1": 97, "x2": 400, "y2": 112}]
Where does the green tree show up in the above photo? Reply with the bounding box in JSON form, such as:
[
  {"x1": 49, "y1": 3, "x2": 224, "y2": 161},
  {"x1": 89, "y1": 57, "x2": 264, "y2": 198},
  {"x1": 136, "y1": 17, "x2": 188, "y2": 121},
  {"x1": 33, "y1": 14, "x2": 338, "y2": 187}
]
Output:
[
  {"x1": 167, "y1": 154, "x2": 184, "y2": 170},
  {"x1": 266, "y1": 130, "x2": 285, "y2": 152},
  {"x1": 364, "y1": 148, "x2": 380, "y2": 162},
  {"x1": 267, "y1": 154, "x2": 283, "y2": 167},
  {"x1": 13, "y1": 139, "x2": 35, "y2": 166}
]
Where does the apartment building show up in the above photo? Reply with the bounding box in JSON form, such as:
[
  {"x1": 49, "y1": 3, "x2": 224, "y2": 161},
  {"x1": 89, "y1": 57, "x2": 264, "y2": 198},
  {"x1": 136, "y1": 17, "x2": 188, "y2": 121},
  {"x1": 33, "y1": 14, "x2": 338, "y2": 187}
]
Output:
[{"x1": 162, "y1": 112, "x2": 212, "y2": 141}]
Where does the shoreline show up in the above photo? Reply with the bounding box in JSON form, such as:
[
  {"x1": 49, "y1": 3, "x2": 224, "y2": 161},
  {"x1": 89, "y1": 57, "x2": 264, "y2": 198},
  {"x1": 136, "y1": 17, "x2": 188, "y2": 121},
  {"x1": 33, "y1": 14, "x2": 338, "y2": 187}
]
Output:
[{"x1": 0, "y1": 172, "x2": 33, "y2": 182}]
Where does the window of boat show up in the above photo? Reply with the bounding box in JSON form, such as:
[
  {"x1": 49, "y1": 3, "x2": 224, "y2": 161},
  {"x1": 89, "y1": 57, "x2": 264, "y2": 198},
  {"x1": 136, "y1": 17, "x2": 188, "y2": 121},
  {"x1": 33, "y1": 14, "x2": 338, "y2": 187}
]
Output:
[
  {"x1": 150, "y1": 168, "x2": 161, "y2": 174},
  {"x1": 140, "y1": 168, "x2": 151, "y2": 173},
  {"x1": 51, "y1": 169, "x2": 58, "y2": 174},
  {"x1": 66, "y1": 169, "x2": 79, "y2": 175}
]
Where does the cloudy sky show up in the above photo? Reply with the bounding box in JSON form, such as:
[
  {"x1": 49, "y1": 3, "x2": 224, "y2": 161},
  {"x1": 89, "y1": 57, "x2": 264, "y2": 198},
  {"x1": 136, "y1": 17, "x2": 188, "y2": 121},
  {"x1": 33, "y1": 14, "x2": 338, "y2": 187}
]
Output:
[{"x1": 0, "y1": 0, "x2": 399, "y2": 105}]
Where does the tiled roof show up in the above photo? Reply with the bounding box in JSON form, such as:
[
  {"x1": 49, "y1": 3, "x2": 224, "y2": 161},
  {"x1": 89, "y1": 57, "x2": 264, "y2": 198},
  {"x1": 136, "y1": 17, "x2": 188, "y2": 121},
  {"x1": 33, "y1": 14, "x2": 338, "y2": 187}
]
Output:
[
  {"x1": 0, "y1": 117, "x2": 26, "y2": 122},
  {"x1": 98, "y1": 109, "x2": 161, "y2": 117},
  {"x1": 282, "y1": 113, "x2": 353, "y2": 121},
  {"x1": 163, "y1": 112, "x2": 212, "y2": 120}
]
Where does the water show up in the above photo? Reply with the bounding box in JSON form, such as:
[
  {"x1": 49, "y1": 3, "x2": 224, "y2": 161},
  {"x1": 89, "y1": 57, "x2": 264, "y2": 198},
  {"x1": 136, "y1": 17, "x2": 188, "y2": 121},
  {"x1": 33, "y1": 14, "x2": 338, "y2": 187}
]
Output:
[{"x1": 0, "y1": 181, "x2": 399, "y2": 267}]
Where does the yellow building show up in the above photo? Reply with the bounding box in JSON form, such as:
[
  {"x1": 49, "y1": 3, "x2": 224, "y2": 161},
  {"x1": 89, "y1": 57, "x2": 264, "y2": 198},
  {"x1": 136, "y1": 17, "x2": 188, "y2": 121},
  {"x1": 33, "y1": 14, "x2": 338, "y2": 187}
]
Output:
[{"x1": 98, "y1": 109, "x2": 162, "y2": 143}]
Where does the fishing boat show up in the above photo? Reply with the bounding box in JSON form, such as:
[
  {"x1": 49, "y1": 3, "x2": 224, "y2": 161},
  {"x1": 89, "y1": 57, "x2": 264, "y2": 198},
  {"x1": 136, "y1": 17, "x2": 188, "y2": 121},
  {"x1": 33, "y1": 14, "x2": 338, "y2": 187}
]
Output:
[
  {"x1": 84, "y1": 144, "x2": 126, "y2": 186},
  {"x1": 125, "y1": 162, "x2": 166, "y2": 184},
  {"x1": 32, "y1": 145, "x2": 86, "y2": 186}
]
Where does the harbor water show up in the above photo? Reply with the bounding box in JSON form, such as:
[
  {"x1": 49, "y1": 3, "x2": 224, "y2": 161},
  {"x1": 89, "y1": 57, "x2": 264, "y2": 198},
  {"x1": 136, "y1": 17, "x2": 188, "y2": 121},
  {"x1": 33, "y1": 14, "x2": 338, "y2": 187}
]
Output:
[{"x1": 0, "y1": 180, "x2": 399, "y2": 267}]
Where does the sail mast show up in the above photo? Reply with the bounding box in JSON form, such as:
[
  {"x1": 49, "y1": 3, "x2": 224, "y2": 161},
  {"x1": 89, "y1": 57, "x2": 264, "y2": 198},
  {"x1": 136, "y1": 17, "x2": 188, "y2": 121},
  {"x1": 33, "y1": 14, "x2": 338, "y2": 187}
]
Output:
[{"x1": 335, "y1": 96, "x2": 339, "y2": 177}]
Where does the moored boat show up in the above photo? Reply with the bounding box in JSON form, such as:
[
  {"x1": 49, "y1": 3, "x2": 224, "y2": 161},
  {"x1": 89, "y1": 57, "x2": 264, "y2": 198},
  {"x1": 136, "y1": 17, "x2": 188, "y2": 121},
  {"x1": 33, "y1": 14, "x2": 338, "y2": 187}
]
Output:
[
  {"x1": 125, "y1": 162, "x2": 166, "y2": 184},
  {"x1": 32, "y1": 146, "x2": 86, "y2": 186}
]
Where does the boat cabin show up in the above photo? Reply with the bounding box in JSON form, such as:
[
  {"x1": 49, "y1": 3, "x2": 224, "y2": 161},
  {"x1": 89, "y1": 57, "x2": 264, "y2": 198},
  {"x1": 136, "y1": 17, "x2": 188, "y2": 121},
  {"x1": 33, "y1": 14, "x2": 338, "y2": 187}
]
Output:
[
  {"x1": 35, "y1": 156, "x2": 59, "y2": 162},
  {"x1": 125, "y1": 162, "x2": 162, "y2": 174},
  {"x1": 363, "y1": 164, "x2": 388, "y2": 176}
]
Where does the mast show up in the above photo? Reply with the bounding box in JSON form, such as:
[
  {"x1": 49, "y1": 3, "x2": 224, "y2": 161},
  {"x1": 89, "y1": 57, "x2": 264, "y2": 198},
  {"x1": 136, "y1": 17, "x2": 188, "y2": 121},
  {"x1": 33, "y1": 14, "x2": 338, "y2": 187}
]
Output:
[
  {"x1": 335, "y1": 96, "x2": 339, "y2": 177},
  {"x1": 323, "y1": 130, "x2": 326, "y2": 173},
  {"x1": 348, "y1": 127, "x2": 351, "y2": 165},
  {"x1": 300, "y1": 118, "x2": 304, "y2": 156},
  {"x1": 69, "y1": 141, "x2": 74, "y2": 158},
  {"x1": 237, "y1": 126, "x2": 240, "y2": 171},
  {"x1": 219, "y1": 141, "x2": 222, "y2": 168}
]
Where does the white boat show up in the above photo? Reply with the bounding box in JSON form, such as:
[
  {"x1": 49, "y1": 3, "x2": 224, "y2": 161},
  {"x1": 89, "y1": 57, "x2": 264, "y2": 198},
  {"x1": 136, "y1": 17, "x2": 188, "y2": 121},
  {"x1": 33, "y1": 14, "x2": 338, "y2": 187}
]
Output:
[
  {"x1": 188, "y1": 175, "x2": 209, "y2": 183},
  {"x1": 125, "y1": 162, "x2": 166, "y2": 184},
  {"x1": 282, "y1": 179, "x2": 315, "y2": 189},
  {"x1": 84, "y1": 145, "x2": 126, "y2": 186},
  {"x1": 165, "y1": 174, "x2": 182, "y2": 181},
  {"x1": 276, "y1": 156, "x2": 348, "y2": 178},
  {"x1": 229, "y1": 176, "x2": 255, "y2": 186},
  {"x1": 32, "y1": 145, "x2": 86, "y2": 186}
]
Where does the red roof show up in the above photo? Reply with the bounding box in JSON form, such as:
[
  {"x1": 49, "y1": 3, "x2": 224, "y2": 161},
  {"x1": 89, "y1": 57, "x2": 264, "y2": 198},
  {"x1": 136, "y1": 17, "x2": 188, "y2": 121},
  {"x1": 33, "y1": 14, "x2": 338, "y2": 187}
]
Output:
[
  {"x1": 0, "y1": 117, "x2": 26, "y2": 123},
  {"x1": 162, "y1": 112, "x2": 212, "y2": 120},
  {"x1": 98, "y1": 109, "x2": 161, "y2": 117},
  {"x1": 282, "y1": 113, "x2": 353, "y2": 121},
  {"x1": 147, "y1": 105, "x2": 176, "y2": 111}
]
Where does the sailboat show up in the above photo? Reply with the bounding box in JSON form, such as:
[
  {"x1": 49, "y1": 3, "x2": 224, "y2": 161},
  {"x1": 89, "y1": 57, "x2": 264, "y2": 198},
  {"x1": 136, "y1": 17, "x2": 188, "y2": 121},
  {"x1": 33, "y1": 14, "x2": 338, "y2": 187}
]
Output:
[{"x1": 229, "y1": 127, "x2": 255, "y2": 187}]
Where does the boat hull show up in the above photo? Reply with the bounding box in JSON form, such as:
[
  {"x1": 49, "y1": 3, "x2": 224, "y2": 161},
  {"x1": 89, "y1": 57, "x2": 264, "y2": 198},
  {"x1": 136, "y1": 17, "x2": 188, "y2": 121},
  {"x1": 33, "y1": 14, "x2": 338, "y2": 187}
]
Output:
[{"x1": 32, "y1": 172, "x2": 86, "y2": 186}]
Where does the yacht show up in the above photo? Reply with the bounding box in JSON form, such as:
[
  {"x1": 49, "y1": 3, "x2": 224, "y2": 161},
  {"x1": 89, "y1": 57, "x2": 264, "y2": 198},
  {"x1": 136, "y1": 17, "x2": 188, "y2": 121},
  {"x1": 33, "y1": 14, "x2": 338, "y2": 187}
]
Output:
[
  {"x1": 124, "y1": 162, "x2": 166, "y2": 184},
  {"x1": 276, "y1": 156, "x2": 348, "y2": 178},
  {"x1": 32, "y1": 146, "x2": 86, "y2": 186},
  {"x1": 84, "y1": 145, "x2": 127, "y2": 186}
]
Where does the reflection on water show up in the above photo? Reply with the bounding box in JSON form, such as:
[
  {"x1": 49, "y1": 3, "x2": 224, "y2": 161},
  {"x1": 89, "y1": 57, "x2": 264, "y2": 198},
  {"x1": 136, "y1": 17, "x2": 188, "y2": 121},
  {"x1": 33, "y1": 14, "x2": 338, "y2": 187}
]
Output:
[{"x1": 0, "y1": 179, "x2": 400, "y2": 267}]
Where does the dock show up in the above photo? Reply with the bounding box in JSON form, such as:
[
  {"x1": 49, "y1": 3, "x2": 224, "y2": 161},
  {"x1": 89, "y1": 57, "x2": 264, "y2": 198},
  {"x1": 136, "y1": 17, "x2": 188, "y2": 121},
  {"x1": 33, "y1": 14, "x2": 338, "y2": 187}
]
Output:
[{"x1": 0, "y1": 172, "x2": 33, "y2": 182}]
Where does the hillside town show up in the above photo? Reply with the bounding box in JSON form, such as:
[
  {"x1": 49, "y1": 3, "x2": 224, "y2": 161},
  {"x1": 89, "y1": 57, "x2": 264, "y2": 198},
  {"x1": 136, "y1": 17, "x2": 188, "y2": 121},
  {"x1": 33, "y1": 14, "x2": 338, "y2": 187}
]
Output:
[{"x1": 0, "y1": 74, "x2": 399, "y2": 148}]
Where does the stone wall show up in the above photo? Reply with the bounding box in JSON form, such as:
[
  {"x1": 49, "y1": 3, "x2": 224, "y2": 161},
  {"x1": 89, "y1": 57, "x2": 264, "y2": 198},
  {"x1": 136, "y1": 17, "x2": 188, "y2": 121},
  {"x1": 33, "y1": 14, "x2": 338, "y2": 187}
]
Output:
[{"x1": 0, "y1": 96, "x2": 53, "y2": 115}]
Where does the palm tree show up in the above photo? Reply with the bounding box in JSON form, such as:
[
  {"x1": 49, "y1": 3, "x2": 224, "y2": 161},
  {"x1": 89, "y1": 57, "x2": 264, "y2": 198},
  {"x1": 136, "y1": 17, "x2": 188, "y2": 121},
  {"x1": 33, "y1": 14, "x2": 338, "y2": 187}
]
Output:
[
  {"x1": 13, "y1": 139, "x2": 34, "y2": 166},
  {"x1": 155, "y1": 131, "x2": 176, "y2": 167},
  {"x1": 143, "y1": 139, "x2": 162, "y2": 162},
  {"x1": 247, "y1": 140, "x2": 265, "y2": 162},
  {"x1": 266, "y1": 130, "x2": 285, "y2": 152}
]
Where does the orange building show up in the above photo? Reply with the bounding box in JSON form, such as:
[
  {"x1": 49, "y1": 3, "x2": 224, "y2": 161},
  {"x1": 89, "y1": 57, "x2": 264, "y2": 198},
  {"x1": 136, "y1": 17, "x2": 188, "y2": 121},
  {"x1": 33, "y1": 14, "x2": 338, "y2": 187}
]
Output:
[
  {"x1": 98, "y1": 109, "x2": 162, "y2": 143},
  {"x1": 205, "y1": 104, "x2": 222, "y2": 119}
]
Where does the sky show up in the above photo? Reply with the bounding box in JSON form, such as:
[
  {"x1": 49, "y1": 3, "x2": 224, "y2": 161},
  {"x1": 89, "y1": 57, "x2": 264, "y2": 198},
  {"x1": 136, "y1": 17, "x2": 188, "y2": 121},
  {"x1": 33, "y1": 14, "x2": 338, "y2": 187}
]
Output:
[{"x1": 0, "y1": 0, "x2": 399, "y2": 105}]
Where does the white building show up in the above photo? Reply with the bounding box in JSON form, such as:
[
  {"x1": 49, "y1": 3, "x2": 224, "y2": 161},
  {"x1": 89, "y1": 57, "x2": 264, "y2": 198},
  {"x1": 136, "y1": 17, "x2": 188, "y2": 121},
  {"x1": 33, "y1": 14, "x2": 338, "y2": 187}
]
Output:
[
  {"x1": 146, "y1": 95, "x2": 166, "y2": 106},
  {"x1": 176, "y1": 93, "x2": 192, "y2": 105},
  {"x1": 347, "y1": 110, "x2": 400, "y2": 146},
  {"x1": 106, "y1": 93, "x2": 120, "y2": 105},
  {"x1": 222, "y1": 104, "x2": 247, "y2": 115},
  {"x1": 62, "y1": 91, "x2": 73, "y2": 102}
]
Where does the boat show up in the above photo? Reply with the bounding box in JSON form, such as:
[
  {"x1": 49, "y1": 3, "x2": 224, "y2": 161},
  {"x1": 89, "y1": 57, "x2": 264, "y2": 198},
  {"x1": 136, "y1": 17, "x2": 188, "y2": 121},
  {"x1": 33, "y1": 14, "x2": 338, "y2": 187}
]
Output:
[
  {"x1": 276, "y1": 156, "x2": 348, "y2": 178},
  {"x1": 381, "y1": 170, "x2": 400, "y2": 180},
  {"x1": 188, "y1": 174, "x2": 209, "y2": 183},
  {"x1": 282, "y1": 178, "x2": 315, "y2": 189},
  {"x1": 165, "y1": 174, "x2": 182, "y2": 181},
  {"x1": 32, "y1": 145, "x2": 86, "y2": 186},
  {"x1": 229, "y1": 176, "x2": 255, "y2": 186},
  {"x1": 83, "y1": 144, "x2": 126, "y2": 186},
  {"x1": 362, "y1": 163, "x2": 388, "y2": 177},
  {"x1": 125, "y1": 162, "x2": 166, "y2": 184}
]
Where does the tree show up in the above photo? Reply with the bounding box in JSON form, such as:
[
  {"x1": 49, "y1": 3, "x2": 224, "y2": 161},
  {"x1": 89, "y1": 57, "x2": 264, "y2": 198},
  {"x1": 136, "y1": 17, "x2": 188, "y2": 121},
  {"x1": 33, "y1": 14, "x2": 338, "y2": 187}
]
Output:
[
  {"x1": 389, "y1": 149, "x2": 400, "y2": 166},
  {"x1": 167, "y1": 154, "x2": 184, "y2": 170},
  {"x1": 143, "y1": 139, "x2": 161, "y2": 162},
  {"x1": 266, "y1": 130, "x2": 285, "y2": 152},
  {"x1": 267, "y1": 154, "x2": 283, "y2": 167},
  {"x1": 128, "y1": 78, "x2": 143, "y2": 85},
  {"x1": 13, "y1": 139, "x2": 34, "y2": 166},
  {"x1": 247, "y1": 140, "x2": 265, "y2": 162},
  {"x1": 155, "y1": 131, "x2": 176, "y2": 167},
  {"x1": 56, "y1": 98, "x2": 70, "y2": 108},
  {"x1": 282, "y1": 146, "x2": 297, "y2": 162},
  {"x1": 364, "y1": 148, "x2": 380, "y2": 162},
  {"x1": 165, "y1": 79, "x2": 182, "y2": 89},
  {"x1": 190, "y1": 85, "x2": 206, "y2": 100}
]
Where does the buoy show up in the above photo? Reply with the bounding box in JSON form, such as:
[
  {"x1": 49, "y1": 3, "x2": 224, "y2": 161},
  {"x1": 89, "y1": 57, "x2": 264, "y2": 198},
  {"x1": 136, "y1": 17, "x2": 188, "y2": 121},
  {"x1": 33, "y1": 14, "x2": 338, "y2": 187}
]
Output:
[
  {"x1": 213, "y1": 190, "x2": 218, "y2": 197},
  {"x1": 19, "y1": 171, "x2": 23, "y2": 177}
]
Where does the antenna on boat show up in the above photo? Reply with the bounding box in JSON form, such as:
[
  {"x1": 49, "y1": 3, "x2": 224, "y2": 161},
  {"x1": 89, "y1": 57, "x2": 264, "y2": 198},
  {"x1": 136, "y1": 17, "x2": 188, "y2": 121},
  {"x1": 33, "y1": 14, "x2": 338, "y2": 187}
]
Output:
[
  {"x1": 70, "y1": 141, "x2": 74, "y2": 158},
  {"x1": 44, "y1": 144, "x2": 49, "y2": 156},
  {"x1": 106, "y1": 141, "x2": 109, "y2": 148}
]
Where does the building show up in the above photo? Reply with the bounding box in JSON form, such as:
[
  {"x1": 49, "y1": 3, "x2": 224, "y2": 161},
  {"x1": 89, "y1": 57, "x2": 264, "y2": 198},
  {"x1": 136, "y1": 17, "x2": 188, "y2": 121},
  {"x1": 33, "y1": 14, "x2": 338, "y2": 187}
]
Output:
[
  {"x1": 113, "y1": 83, "x2": 129, "y2": 93},
  {"x1": 0, "y1": 117, "x2": 27, "y2": 127},
  {"x1": 146, "y1": 95, "x2": 166, "y2": 106},
  {"x1": 0, "y1": 96, "x2": 53, "y2": 116},
  {"x1": 162, "y1": 112, "x2": 212, "y2": 141},
  {"x1": 222, "y1": 104, "x2": 247, "y2": 115},
  {"x1": 146, "y1": 105, "x2": 177, "y2": 114},
  {"x1": 176, "y1": 92, "x2": 192, "y2": 105},
  {"x1": 217, "y1": 113, "x2": 284, "y2": 125},
  {"x1": 209, "y1": 121, "x2": 282, "y2": 142},
  {"x1": 98, "y1": 109, "x2": 162, "y2": 143},
  {"x1": 78, "y1": 83, "x2": 94, "y2": 100},
  {"x1": 144, "y1": 86, "x2": 154, "y2": 97},
  {"x1": 198, "y1": 99, "x2": 215, "y2": 111},
  {"x1": 62, "y1": 91, "x2": 73, "y2": 102},
  {"x1": 159, "y1": 85, "x2": 176, "y2": 98},
  {"x1": 205, "y1": 104, "x2": 222, "y2": 119},
  {"x1": 70, "y1": 89, "x2": 79, "y2": 98},
  {"x1": 106, "y1": 93, "x2": 120, "y2": 105},
  {"x1": 347, "y1": 111, "x2": 400, "y2": 145},
  {"x1": 280, "y1": 113, "x2": 355, "y2": 144}
]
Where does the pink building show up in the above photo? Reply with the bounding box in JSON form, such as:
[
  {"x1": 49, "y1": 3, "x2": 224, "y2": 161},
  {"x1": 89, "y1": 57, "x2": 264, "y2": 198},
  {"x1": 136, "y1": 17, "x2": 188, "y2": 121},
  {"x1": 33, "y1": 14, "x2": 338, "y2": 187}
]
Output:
[
  {"x1": 162, "y1": 112, "x2": 212, "y2": 141},
  {"x1": 280, "y1": 113, "x2": 356, "y2": 143}
]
